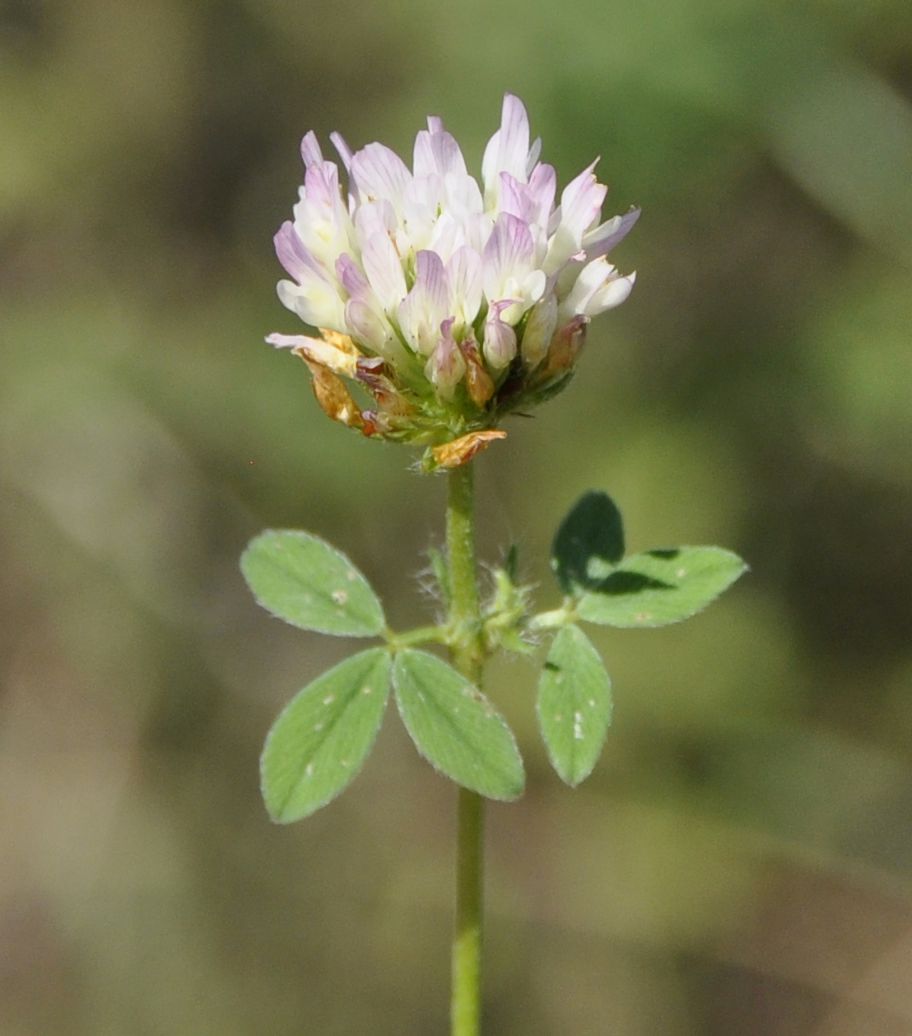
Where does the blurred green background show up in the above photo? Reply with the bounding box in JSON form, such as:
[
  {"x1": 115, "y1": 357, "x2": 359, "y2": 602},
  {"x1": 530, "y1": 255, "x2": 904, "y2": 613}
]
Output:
[{"x1": 2, "y1": 0, "x2": 911, "y2": 1033}]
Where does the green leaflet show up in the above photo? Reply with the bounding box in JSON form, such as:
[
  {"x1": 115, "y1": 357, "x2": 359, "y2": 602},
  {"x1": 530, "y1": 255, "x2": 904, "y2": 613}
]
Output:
[
  {"x1": 260, "y1": 649, "x2": 392, "y2": 823},
  {"x1": 552, "y1": 491, "x2": 625, "y2": 594},
  {"x1": 537, "y1": 625, "x2": 613, "y2": 786},
  {"x1": 577, "y1": 547, "x2": 747, "y2": 628},
  {"x1": 392, "y1": 650, "x2": 525, "y2": 801},
  {"x1": 241, "y1": 530, "x2": 385, "y2": 637}
]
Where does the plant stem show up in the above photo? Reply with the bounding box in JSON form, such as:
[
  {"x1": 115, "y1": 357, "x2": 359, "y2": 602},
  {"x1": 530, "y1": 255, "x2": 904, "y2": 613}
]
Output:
[{"x1": 446, "y1": 463, "x2": 485, "y2": 1036}]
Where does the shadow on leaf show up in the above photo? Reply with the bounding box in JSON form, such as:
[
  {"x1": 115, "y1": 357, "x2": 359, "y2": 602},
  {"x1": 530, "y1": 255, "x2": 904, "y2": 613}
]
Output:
[{"x1": 592, "y1": 570, "x2": 673, "y2": 595}]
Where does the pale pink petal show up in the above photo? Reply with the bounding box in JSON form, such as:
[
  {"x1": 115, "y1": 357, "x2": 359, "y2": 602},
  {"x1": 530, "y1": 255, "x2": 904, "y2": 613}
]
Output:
[
  {"x1": 482, "y1": 213, "x2": 534, "y2": 300},
  {"x1": 303, "y1": 160, "x2": 340, "y2": 210},
  {"x1": 499, "y1": 173, "x2": 535, "y2": 224},
  {"x1": 345, "y1": 298, "x2": 393, "y2": 355},
  {"x1": 424, "y1": 317, "x2": 465, "y2": 400},
  {"x1": 335, "y1": 253, "x2": 371, "y2": 298},
  {"x1": 329, "y1": 132, "x2": 353, "y2": 172},
  {"x1": 414, "y1": 249, "x2": 449, "y2": 311},
  {"x1": 300, "y1": 131, "x2": 323, "y2": 169},
  {"x1": 526, "y1": 136, "x2": 542, "y2": 176},
  {"x1": 351, "y1": 143, "x2": 412, "y2": 208},
  {"x1": 527, "y1": 163, "x2": 557, "y2": 226},
  {"x1": 482, "y1": 93, "x2": 531, "y2": 190},
  {"x1": 482, "y1": 300, "x2": 518, "y2": 369},
  {"x1": 582, "y1": 207, "x2": 641, "y2": 260},
  {"x1": 274, "y1": 221, "x2": 324, "y2": 283},
  {"x1": 559, "y1": 161, "x2": 607, "y2": 241},
  {"x1": 413, "y1": 126, "x2": 467, "y2": 178},
  {"x1": 398, "y1": 250, "x2": 451, "y2": 355},
  {"x1": 265, "y1": 332, "x2": 311, "y2": 349}
]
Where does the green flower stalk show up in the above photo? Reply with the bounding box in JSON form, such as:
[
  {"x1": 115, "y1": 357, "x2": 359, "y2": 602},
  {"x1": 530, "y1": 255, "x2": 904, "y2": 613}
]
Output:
[{"x1": 242, "y1": 94, "x2": 746, "y2": 1035}]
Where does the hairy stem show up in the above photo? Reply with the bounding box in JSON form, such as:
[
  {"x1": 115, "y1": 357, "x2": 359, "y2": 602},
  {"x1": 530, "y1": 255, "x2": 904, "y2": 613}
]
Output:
[{"x1": 447, "y1": 463, "x2": 485, "y2": 1036}]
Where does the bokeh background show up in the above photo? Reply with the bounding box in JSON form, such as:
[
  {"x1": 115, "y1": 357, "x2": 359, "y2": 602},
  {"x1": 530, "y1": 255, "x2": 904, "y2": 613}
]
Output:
[{"x1": 2, "y1": 0, "x2": 911, "y2": 1032}]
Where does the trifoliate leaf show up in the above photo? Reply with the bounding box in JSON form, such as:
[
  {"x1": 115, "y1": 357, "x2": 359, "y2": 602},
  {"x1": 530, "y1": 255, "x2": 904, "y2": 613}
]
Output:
[
  {"x1": 552, "y1": 491, "x2": 625, "y2": 593},
  {"x1": 392, "y1": 650, "x2": 524, "y2": 800},
  {"x1": 577, "y1": 547, "x2": 747, "y2": 628},
  {"x1": 537, "y1": 625, "x2": 612, "y2": 786},
  {"x1": 241, "y1": 530, "x2": 385, "y2": 637},
  {"x1": 260, "y1": 649, "x2": 392, "y2": 823}
]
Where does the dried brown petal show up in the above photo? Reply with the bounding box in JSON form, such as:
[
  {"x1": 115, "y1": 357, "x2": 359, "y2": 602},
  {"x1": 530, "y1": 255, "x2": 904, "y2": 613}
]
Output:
[
  {"x1": 291, "y1": 339, "x2": 358, "y2": 377},
  {"x1": 539, "y1": 316, "x2": 588, "y2": 383},
  {"x1": 304, "y1": 360, "x2": 364, "y2": 430},
  {"x1": 319, "y1": 328, "x2": 360, "y2": 356},
  {"x1": 432, "y1": 429, "x2": 507, "y2": 468},
  {"x1": 458, "y1": 338, "x2": 495, "y2": 407},
  {"x1": 355, "y1": 359, "x2": 412, "y2": 416}
]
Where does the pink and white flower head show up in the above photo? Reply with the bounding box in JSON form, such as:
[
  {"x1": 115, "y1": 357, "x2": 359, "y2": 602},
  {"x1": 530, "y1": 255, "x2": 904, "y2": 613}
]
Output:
[{"x1": 268, "y1": 94, "x2": 638, "y2": 468}]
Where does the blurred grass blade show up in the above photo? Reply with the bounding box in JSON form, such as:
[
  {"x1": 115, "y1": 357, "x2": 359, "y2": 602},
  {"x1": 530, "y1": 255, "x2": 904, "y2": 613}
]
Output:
[
  {"x1": 537, "y1": 625, "x2": 613, "y2": 787},
  {"x1": 578, "y1": 547, "x2": 747, "y2": 627},
  {"x1": 241, "y1": 530, "x2": 385, "y2": 637},
  {"x1": 393, "y1": 649, "x2": 524, "y2": 800},
  {"x1": 260, "y1": 649, "x2": 392, "y2": 823}
]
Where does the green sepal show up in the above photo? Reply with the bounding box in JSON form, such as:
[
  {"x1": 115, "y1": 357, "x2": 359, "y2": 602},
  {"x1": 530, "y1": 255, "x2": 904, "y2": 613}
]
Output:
[
  {"x1": 552, "y1": 491, "x2": 625, "y2": 594},
  {"x1": 392, "y1": 649, "x2": 525, "y2": 800},
  {"x1": 260, "y1": 648, "x2": 392, "y2": 823},
  {"x1": 577, "y1": 547, "x2": 747, "y2": 628},
  {"x1": 241, "y1": 530, "x2": 385, "y2": 637},
  {"x1": 537, "y1": 625, "x2": 613, "y2": 786}
]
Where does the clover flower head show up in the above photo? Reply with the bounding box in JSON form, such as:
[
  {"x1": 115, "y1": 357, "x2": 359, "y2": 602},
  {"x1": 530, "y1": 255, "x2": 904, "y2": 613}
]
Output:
[{"x1": 268, "y1": 94, "x2": 638, "y2": 468}]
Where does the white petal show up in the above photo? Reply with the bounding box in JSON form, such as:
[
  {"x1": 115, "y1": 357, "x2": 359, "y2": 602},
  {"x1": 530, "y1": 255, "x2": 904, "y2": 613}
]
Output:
[
  {"x1": 354, "y1": 199, "x2": 396, "y2": 244},
  {"x1": 276, "y1": 279, "x2": 346, "y2": 331},
  {"x1": 586, "y1": 270, "x2": 636, "y2": 316},
  {"x1": 361, "y1": 232, "x2": 407, "y2": 312},
  {"x1": 447, "y1": 245, "x2": 483, "y2": 325}
]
